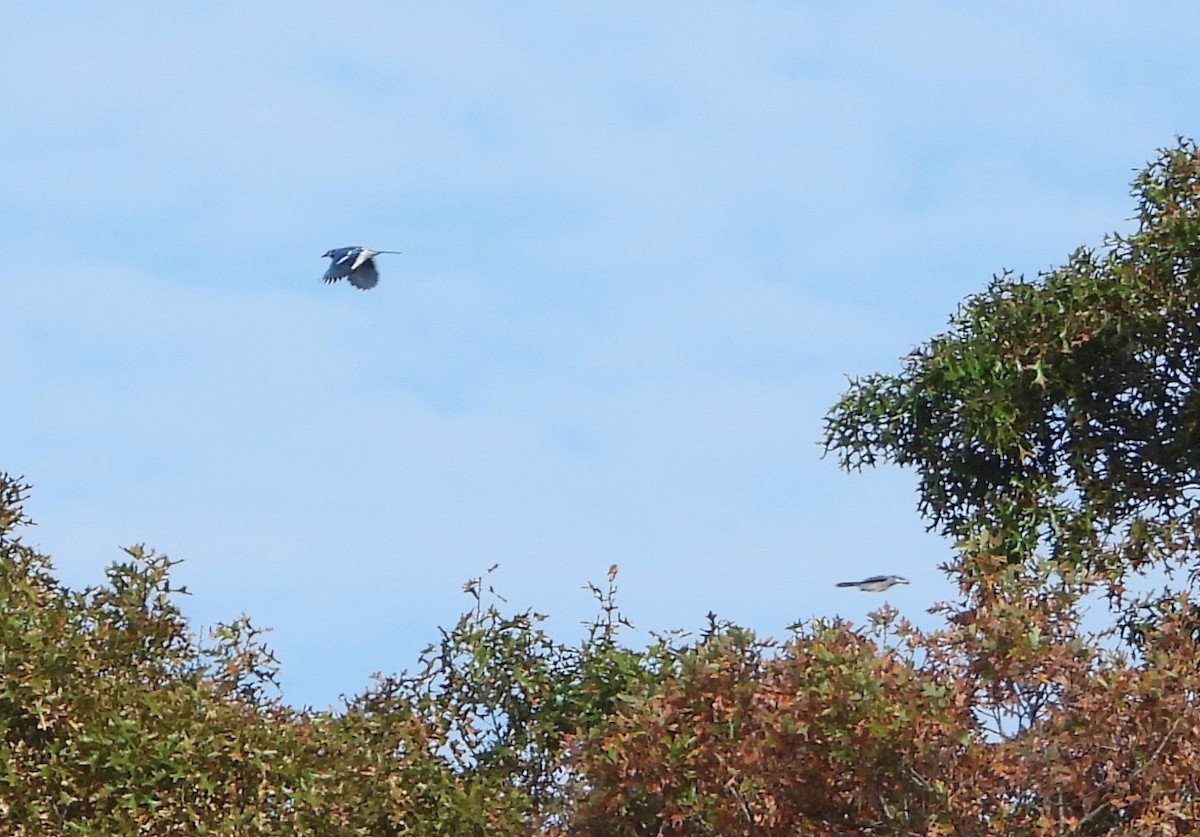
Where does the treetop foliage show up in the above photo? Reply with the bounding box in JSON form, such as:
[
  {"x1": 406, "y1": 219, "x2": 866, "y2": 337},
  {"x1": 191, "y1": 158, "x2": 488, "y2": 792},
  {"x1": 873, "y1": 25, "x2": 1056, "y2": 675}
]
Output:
[{"x1": 826, "y1": 140, "x2": 1200, "y2": 596}]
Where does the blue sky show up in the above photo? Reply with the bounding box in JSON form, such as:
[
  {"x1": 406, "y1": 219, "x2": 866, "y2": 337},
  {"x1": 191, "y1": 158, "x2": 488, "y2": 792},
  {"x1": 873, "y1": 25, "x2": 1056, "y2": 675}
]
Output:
[{"x1": 4, "y1": 3, "x2": 1199, "y2": 708}]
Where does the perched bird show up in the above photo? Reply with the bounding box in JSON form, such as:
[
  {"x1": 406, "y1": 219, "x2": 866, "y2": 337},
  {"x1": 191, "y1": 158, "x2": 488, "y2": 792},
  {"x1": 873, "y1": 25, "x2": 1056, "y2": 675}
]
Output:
[
  {"x1": 836, "y1": 575, "x2": 910, "y2": 592},
  {"x1": 321, "y1": 246, "x2": 401, "y2": 290}
]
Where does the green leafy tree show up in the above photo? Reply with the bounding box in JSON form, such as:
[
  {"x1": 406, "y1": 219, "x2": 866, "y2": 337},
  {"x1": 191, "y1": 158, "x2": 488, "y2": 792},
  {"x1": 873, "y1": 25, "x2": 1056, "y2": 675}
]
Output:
[
  {"x1": 818, "y1": 137, "x2": 1200, "y2": 831},
  {"x1": 0, "y1": 475, "x2": 648, "y2": 834},
  {"x1": 825, "y1": 139, "x2": 1200, "y2": 607},
  {"x1": 0, "y1": 475, "x2": 539, "y2": 834}
]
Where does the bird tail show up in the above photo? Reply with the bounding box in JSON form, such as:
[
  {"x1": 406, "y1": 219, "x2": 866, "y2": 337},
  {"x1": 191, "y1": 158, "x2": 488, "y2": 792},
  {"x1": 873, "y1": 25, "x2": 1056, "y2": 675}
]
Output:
[{"x1": 835, "y1": 582, "x2": 856, "y2": 588}]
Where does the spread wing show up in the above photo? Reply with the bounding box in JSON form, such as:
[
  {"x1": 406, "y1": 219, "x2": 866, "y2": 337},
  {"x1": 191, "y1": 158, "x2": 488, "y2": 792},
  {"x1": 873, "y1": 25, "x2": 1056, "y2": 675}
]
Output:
[
  {"x1": 347, "y1": 259, "x2": 379, "y2": 290},
  {"x1": 322, "y1": 247, "x2": 362, "y2": 284}
]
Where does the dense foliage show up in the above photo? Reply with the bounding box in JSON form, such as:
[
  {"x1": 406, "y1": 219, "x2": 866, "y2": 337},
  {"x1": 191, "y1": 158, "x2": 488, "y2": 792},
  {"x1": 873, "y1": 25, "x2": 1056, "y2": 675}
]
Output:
[{"x1": 5, "y1": 140, "x2": 1200, "y2": 833}]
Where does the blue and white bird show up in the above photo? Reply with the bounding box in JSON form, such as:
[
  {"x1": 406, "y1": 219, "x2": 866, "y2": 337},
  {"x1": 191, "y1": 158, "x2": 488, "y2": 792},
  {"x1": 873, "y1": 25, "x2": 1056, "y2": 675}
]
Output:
[
  {"x1": 321, "y1": 246, "x2": 401, "y2": 290},
  {"x1": 836, "y1": 575, "x2": 910, "y2": 592}
]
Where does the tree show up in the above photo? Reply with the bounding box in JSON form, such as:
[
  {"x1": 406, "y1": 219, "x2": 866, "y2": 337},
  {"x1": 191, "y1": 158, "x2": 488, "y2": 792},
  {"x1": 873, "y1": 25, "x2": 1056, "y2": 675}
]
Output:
[
  {"x1": 0, "y1": 474, "x2": 643, "y2": 834},
  {"x1": 0, "y1": 475, "x2": 536, "y2": 834},
  {"x1": 818, "y1": 137, "x2": 1200, "y2": 832},
  {"x1": 825, "y1": 139, "x2": 1200, "y2": 601}
]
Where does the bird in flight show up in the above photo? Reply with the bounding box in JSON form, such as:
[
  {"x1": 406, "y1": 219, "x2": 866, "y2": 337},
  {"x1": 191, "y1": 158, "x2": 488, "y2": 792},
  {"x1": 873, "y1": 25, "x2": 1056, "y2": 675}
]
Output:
[
  {"x1": 836, "y1": 575, "x2": 910, "y2": 592},
  {"x1": 321, "y1": 246, "x2": 401, "y2": 290}
]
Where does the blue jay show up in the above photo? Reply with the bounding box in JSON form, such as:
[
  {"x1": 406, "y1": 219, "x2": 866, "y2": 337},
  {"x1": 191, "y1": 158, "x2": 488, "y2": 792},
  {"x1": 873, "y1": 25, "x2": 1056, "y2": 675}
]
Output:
[
  {"x1": 836, "y1": 575, "x2": 910, "y2": 592},
  {"x1": 321, "y1": 246, "x2": 401, "y2": 290}
]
